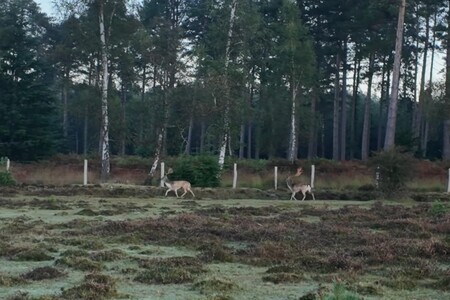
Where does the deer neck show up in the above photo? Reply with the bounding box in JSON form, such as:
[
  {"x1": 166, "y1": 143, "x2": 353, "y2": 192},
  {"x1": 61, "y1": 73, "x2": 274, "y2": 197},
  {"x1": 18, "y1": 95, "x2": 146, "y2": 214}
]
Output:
[{"x1": 162, "y1": 176, "x2": 173, "y2": 187}]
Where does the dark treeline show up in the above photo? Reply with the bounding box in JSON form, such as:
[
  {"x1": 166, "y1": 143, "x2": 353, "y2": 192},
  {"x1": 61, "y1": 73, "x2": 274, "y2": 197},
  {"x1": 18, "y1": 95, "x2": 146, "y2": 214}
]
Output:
[{"x1": 1, "y1": 0, "x2": 450, "y2": 176}]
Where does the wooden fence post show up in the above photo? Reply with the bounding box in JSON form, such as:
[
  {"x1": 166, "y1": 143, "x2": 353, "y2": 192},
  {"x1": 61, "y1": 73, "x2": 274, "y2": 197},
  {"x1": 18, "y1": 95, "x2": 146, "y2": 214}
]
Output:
[
  {"x1": 311, "y1": 164, "x2": 315, "y2": 188},
  {"x1": 160, "y1": 162, "x2": 165, "y2": 187},
  {"x1": 233, "y1": 163, "x2": 237, "y2": 189},
  {"x1": 6, "y1": 158, "x2": 10, "y2": 171},
  {"x1": 274, "y1": 166, "x2": 278, "y2": 190},
  {"x1": 83, "y1": 159, "x2": 88, "y2": 186}
]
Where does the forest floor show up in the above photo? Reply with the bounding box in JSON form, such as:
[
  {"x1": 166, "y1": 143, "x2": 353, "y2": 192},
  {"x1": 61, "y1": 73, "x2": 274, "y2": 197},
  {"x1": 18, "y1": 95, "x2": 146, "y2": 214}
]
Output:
[{"x1": 0, "y1": 188, "x2": 449, "y2": 300}]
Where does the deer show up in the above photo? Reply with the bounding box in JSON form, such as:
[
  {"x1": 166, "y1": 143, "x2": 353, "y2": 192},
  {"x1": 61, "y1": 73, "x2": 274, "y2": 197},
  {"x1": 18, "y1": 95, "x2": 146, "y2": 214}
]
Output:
[
  {"x1": 161, "y1": 168, "x2": 195, "y2": 198},
  {"x1": 286, "y1": 167, "x2": 315, "y2": 201}
]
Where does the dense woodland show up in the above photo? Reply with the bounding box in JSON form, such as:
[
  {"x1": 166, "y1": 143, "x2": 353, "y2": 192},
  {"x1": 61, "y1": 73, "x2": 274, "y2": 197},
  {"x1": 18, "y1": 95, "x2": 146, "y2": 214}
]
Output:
[{"x1": 2, "y1": 0, "x2": 450, "y2": 180}]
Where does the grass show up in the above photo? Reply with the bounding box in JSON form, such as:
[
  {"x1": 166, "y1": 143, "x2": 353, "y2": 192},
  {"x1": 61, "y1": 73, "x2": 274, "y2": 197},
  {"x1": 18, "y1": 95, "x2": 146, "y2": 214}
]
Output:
[{"x1": 0, "y1": 190, "x2": 449, "y2": 299}]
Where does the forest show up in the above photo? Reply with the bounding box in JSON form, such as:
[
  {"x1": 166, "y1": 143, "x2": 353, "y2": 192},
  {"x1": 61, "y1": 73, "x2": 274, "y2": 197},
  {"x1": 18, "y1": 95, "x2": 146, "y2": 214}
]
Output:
[{"x1": 1, "y1": 0, "x2": 450, "y2": 180}]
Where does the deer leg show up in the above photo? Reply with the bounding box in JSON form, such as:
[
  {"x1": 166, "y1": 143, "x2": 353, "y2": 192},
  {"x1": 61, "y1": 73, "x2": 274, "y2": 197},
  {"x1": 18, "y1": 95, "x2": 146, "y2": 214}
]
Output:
[
  {"x1": 302, "y1": 191, "x2": 306, "y2": 201},
  {"x1": 189, "y1": 189, "x2": 195, "y2": 198},
  {"x1": 291, "y1": 192, "x2": 297, "y2": 200},
  {"x1": 175, "y1": 189, "x2": 180, "y2": 198},
  {"x1": 165, "y1": 189, "x2": 171, "y2": 197},
  {"x1": 180, "y1": 188, "x2": 188, "y2": 198}
]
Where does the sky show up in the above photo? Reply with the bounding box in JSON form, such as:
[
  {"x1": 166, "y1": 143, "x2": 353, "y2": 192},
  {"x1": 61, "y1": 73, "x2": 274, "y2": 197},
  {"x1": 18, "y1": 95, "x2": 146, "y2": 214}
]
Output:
[{"x1": 35, "y1": 0, "x2": 55, "y2": 17}]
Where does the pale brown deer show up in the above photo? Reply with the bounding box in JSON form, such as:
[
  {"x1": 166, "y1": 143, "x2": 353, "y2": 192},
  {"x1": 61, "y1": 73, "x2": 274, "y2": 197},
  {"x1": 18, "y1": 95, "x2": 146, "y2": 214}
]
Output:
[
  {"x1": 286, "y1": 167, "x2": 315, "y2": 201},
  {"x1": 161, "y1": 168, "x2": 195, "y2": 198}
]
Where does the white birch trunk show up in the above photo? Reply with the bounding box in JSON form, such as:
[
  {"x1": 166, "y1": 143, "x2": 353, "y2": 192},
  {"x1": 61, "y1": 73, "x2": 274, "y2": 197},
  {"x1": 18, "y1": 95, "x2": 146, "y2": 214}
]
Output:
[
  {"x1": 288, "y1": 82, "x2": 297, "y2": 162},
  {"x1": 384, "y1": 0, "x2": 406, "y2": 150},
  {"x1": 99, "y1": 0, "x2": 110, "y2": 182},
  {"x1": 149, "y1": 129, "x2": 164, "y2": 178},
  {"x1": 218, "y1": 0, "x2": 238, "y2": 169}
]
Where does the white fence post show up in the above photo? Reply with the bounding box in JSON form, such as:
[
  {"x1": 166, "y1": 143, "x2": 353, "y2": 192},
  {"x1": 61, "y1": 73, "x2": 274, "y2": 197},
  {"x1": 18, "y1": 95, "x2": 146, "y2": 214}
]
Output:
[
  {"x1": 311, "y1": 164, "x2": 315, "y2": 188},
  {"x1": 447, "y1": 168, "x2": 450, "y2": 193},
  {"x1": 274, "y1": 166, "x2": 278, "y2": 190},
  {"x1": 6, "y1": 158, "x2": 10, "y2": 171},
  {"x1": 233, "y1": 163, "x2": 237, "y2": 189},
  {"x1": 160, "y1": 162, "x2": 165, "y2": 187},
  {"x1": 83, "y1": 159, "x2": 88, "y2": 186}
]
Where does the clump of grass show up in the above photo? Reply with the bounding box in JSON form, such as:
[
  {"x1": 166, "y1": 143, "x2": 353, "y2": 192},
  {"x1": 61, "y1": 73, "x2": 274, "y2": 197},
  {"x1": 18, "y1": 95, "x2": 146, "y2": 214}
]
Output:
[
  {"x1": 432, "y1": 274, "x2": 450, "y2": 291},
  {"x1": 67, "y1": 238, "x2": 105, "y2": 250},
  {"x1": 323, "y1": 282, "x2": 362, "y2": 300},
  {"x1": 135, "y1": 265, "x2": 194, "y2": 284},
  {"x1": 75, "y1": 209, "x2": 99, "y2": 216},
  {"x1": 428, "y1": 202, "x2": 449, "y2": 217},
  {"x1": 135, "y1": 256, "x2": 205, "y2": 284},
  {"x1": 60, "y1": 249, "x2": 89, "y2": 257},
  {"x1": 61, "y1": 273, "x2": 117, "y2": 300},
  {"x1": 197, "y1": 241, "x2": 234, "y2": 263},
  {"x1": 0, "y1": 273, "x2": 27, "y2": 286},
  {"x1": 56, "y1": 256, "x2": 102, "y2": 272},
  {"x1": 90, "y1": 249, "x2": 125, "y2": 262},
  {"x1": 13, "y1": 248, "x2": 53, "y2": 261},
  {"x1": 381, "y1": 277, "x2": 417, "y2": 290},
  {"x1": 193, "y1": 277, "x2": 237, "y2": 294},
  {"x1": 21, "y1": 266, "x2": 65, "y2": 281},
  {"x1": 0, "y1": 171, "x2": 15, "y2": 186},
  {"x1": 262, "y1": 272, "x2": 304, "y2": 284}
]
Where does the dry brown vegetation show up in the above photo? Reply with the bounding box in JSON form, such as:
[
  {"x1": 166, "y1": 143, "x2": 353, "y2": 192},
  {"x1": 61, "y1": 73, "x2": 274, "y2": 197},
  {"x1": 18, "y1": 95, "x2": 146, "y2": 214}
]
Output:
[{"x1": 0, "y1": 185, "x2": 449, "y2": 299}]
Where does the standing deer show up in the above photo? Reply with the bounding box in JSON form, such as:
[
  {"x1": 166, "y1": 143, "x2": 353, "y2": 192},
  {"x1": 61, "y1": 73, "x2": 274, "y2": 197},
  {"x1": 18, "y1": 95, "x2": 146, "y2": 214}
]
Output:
[
  {"x1": 161, "y1": 168, "x2": 195, "y2": 198},
  {"x1": 286, "y1": 167, "x2": 315, "y2": 201}
]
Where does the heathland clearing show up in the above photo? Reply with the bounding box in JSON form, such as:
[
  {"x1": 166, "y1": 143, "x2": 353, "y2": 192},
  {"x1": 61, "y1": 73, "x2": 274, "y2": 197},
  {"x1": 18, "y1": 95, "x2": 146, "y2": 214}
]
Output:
[{"x1": 0, "y1": 191, "x2": 449, "y2": 299}]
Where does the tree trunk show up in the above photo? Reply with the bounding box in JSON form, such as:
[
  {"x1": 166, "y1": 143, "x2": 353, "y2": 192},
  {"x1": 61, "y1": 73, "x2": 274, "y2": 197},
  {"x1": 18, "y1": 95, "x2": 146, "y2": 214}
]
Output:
[
  {"x1": 288, "y1": 79, "x2": 298, "y2": 162},
  {"x1": 239, "y1": 124, "x2": 245, "y2": 159},
  {"x1": 361, "y1": 53, "x2": 375, "y2": 161},
  {"x1": 62, "y1": 71, "x2": 69, "y2": 139},
  {"x1": 350, "y1": 57, "x2": 361, "y2": 159},
  {"x1": 442, "y1": 0, "x2": 450, "y2": 159},
  {"x1": 99, "y1": 0, "x2": 110, "y2": 182},
  {"x1": 120, "y1": 85, "x2": 126, "y2": 156},
  {"x1": 423, "y1": 12, "x2": 438, "y2": 158},
  {"x1": 308, "y1": 86, "x2": 318, "y2": 159},
  {"x1": 84, "y1": 105, "x2": 88, "y2": 156},
  {"x1": 218, "y1": 0, "x2": 238, "y2": 169},
  {"x1": 247, "y1": 122, "x2": 252, "y2": 159},
  {"x1": 139, "y1": 65, "x2": 146, "y2": 145},
  {"x1": 340, "y1": 40, "x2": 348, "y2": 161},
  {"x1": 185, "y1": 115, "x2": 193, "y2": 155},
  {"x1": 377, "y1": 56, "x2": 388, "y2": 150},
  {"x1": 333, "y1": 53, "x2": 341, "y2": 160},
  {"x1": 416, "y1": 13, "x2": 430, "y2": 156},
  {"x1": 200, "y1": 121, "x2": 205, "y2": 154},
  {"x1": 247, "y1": 84, "x2": 253, "y2": 159},
  {"x1": 384, "y1": 0, "x2": 406, "y2": 150}
]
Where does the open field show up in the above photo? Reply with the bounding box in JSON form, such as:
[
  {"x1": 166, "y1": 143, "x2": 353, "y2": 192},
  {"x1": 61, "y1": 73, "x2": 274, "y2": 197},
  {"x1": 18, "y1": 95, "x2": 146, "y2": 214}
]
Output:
[{"x1": 0, "y1": 188, "x2": 449, "y2": 300}]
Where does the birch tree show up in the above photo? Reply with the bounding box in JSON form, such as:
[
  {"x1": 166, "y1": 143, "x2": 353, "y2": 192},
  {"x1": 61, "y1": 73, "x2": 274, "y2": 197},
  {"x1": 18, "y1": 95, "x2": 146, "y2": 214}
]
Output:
[
  {"x1": 98, "y1": 0, "x2": 111, "y2": 181},
  {"x1": 58, "y1": 0, "x2": 121, "y2": 181},
  {"x1": 277, "y1": 0, "x2": 315, "y2": 162},
  {"x1": 218, "y1": 0, "x2": 238, "y2": 169}
]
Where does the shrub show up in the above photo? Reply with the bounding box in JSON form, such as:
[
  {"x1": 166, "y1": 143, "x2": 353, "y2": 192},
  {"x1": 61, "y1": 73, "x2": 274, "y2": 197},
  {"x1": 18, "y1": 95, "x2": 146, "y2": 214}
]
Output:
[
  {"x1": 428, "y1": 202, "x2": 449, "y2": 217},
  {"x1": 0, "y1": 171, "x2": 15, "y2": 186},
  {"x1": 170, "y1": 155, "x2": 220, "y2": 187},
  {"x1": 369, "y1": 148, "x2": 414, "y2": 197}
]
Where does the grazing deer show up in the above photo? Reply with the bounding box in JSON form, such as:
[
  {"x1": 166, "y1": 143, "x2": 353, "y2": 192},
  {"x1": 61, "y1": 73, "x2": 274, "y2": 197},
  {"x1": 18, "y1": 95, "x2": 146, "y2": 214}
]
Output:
[
  {"x1": 286, "y1": 167, "x2": 315, "y2": 201},
  {"x1": 161, "y1": 168, "x2": 195, "y2": 198}
]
